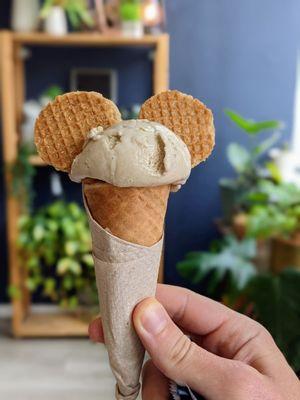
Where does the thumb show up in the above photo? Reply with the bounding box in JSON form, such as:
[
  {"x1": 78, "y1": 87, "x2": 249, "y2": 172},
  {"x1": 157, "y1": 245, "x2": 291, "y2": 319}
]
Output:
[{"x1": 133, "y1": 298, "x2": 240, "y2": 399}]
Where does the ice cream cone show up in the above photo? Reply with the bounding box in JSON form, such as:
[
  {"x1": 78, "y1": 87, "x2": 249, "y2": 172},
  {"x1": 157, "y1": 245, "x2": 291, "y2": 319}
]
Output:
[
  {"x1": 83, "y1": 179, "x2": 170, "y2": 399},
  {"x1": 34, "y1": 90, "x2": 215, "y2": 400},
  {"x1": 83, "y1": 179, "x2": 170, "y2": 246}
]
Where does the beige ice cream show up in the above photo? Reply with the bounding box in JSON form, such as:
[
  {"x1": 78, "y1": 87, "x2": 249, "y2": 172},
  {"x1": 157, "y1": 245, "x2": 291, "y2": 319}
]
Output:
[{"x1": 69, "y1": 119, "x2": 191, "y2": 190}]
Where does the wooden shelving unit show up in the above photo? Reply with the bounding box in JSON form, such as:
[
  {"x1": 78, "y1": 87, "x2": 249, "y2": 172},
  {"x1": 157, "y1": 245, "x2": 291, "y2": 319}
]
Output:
[
  {"x1": 0, "y1": 30, "x2": 169, "y2": 337},
  {"x1": 28, "y1": 155, "x2": 47, "y2": 166}
]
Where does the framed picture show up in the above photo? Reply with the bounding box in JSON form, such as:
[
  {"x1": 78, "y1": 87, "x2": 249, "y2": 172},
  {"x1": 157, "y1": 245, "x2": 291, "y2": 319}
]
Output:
[{"x1": 70, "y1": 68, "x2": 118, "y2": 103}]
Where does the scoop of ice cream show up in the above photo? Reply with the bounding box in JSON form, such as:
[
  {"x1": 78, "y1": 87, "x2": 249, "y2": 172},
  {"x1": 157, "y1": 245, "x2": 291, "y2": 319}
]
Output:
[{"x1": 69, "y1": 119, "x2": 191, "y2": 189}]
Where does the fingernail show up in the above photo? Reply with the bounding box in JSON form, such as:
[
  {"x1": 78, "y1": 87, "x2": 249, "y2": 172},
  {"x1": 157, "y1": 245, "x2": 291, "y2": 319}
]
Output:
[{"x1": 139, "y1": 300, "x2": 168, "y2": 336}]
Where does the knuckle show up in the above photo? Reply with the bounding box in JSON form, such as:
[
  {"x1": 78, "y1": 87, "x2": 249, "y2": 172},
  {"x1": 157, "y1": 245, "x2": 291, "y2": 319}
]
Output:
[
  {"x1": 251, "y1": 320, "x2": 277, "y2": 347},
  {"x1": 166, "y1": 334, "x2": 196, "y2": 376},
  {"x1": 230, "y1": 363, "x2": 281, "y2": 400}
]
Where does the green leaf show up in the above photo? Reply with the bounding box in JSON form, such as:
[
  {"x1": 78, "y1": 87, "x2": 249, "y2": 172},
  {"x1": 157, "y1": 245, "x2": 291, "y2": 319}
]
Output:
[
  {"x1": 245, "y1": 269, "x2": 300, "y2": 371},
  {"x1": 26, "y1": 256, "x2": 39, "y2": 270},
  {"x1": 252, "y1": 132, "x2": 281, "y2": 157},
  {"x1": 120, "y1": 0, "x2": 141, "y2": 21},
  {"x1": 65, "y1": 241, "x2": 79, "y2": 256},
  {"x1": 33, "y1": 225, "x2": 45, "y2": 241},
  {"x1": 7, "y1": 285, "x2": 22, "y2": 300},
  {"x1": 42, "y1": 85, "x2": 63, "y2": 101},
  {"x1": 227, "y1": 143, "x2": 251, "y2": 173},
  {"x1": 56, "y1": 258, "x2": 71, "y2": 275},
  {"x1": 246, "y1": 180, "x2": 300, "y2": 239},
  {"x1": 11, "y1": 144, "x2": 36, "y2": 210},
  {"x1": 61, "y1": 218, "x2": 76, "y2": 238},
  {"x1": 225, "y1": 109, "x2": 282, "y2": 135},
  {"x1": 265, "y1": 161, "x2": 282, "y2": 183},
  {"x1": 82, "y1": 254, "x2": 94, "y2": 267},
  {"x1": 68, "y1": 295, "x2": 79, "y2": 309},
  {"x1": 40, "y1": 0, "x2": 55, "y2": 18},
  {"x1": 177, "y1": 258, "x2": 206, "y2": 285},
  {"x1": 177, "y1": 236, "x2": 257, "y2": 292},
  {"x1": 64, "y1": 0, "x2": 95, "y2": 29},
  {"x1": 57, "y1": 258, "x2": 82, "y2": 276},
  {"x1": 43, "y1": 278, "x2": 56, "y2": 296},
  {"x1": 25, "y1": 277, "x2": 38, "y2": 292},
  {"x1": 68, "y1": 202, "x2": 81, "y2": 218},
  {"x1": 62, "y1": 276, "x2": 73, "y2": 291},
  {"x1": 18, "y1": 215, "x2": 30, "y2": 229}
]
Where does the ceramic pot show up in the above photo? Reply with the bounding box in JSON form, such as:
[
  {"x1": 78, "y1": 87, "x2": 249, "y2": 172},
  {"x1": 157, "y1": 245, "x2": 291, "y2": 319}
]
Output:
[
  {"x1": 11, "y1": 0, "x2": 39, "y2": 32},
  {"x1": 121, "y1": 21, "x2": 143, "y2": 38},
  {"x1": 44, "y1": 6, "x2": 68, "y2": 36},
  {"x1": 271, "y1": 236, "x2": 300, "y2": 272}
]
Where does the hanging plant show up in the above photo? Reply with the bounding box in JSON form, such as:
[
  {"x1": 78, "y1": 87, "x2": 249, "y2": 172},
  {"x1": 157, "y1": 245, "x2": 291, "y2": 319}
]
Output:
[{"x1": 10, "y1": 143, "x2": 36, "y2": 211}]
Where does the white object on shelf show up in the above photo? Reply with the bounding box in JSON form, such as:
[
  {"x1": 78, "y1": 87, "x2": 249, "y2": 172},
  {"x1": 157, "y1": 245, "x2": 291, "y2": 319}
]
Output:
[
  {"x1": 44, "y1": 6, "x2": 68, "y2": 36},
  {"x1": 11, "y1": 0, "x2": 39, "y2": 32},
  {"x1": 21, "y1": 100, "x2": 42, "y2": 148},
  {"x1": 121, "y1": 21, "x2": 143, "y2": 38},
  {"x1": 50, "y1": 173, "x2": 63, "y2": 197}
]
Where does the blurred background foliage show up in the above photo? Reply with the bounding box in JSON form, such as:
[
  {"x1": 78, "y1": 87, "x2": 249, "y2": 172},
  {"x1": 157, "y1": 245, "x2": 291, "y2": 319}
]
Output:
[
  {"x1": 15, "y1": 201, "x2": 97, "y2": 310},
  {"x1": 178, "y1": 110, "x2": 300, "y2": 373}
]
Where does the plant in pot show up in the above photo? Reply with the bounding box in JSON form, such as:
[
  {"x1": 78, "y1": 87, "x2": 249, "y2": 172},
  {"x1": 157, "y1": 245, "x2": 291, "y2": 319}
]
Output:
[
  {"x1": 16, "y1": 200, "x2": 97, "y2": 311},
  {"x1": 245, "y1": 179, "x2": 300, "y2": 272},
  {"x1": 177, "y1": 237, "x2": 300, "y2": 374},
  {"x1": 40, "y1": 0, "x2": 94, "y2": 35},
  {"x1": 120, "y1": 0, "x2": 143, "y2": 37},
  {"x1": 220, "y1": 109, "x2": 282, "y2": 227}
]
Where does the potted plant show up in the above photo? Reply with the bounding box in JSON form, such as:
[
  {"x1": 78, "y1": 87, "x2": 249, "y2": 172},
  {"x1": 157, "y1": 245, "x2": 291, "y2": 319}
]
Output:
[
  {"x1": 177, "y1": 239, "x2": 300, "y2": 374},
  {"x1": 120, "y1": 0, "x2": 143, "y2": 37},
  {"x1": 40, "y1": 0, "x2": 94, "y2": 35},
  {"x1": 246, "y1": 180, "x2": 300, "y2": 272},
  {"x1": 16, "y1": 200, "x2": 97, "y2": 310},
  {"x1": 220, "y1": 109, "x2": 282, "y2": 224}
]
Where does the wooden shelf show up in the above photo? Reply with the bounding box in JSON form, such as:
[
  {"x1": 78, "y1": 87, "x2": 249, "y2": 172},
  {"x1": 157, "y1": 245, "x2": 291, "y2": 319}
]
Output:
[
  {"x1": 0, "y1": 29, "x2": 169, "y2": 337},
  {"x1": 15, "y1": 311, "x2": 90, "y2": 338},
  {"x1": 29, "y1": 155, "x2": 47, "y2": 166},
  {"x1": 12, "y1": 32, "x2": 167, "y2": 47}
]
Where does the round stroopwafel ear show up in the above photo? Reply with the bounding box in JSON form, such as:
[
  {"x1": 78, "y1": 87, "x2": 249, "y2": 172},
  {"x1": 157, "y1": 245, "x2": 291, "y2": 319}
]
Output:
[
  {"x1": 34, "y1": 91, "x2": 121, "y2": 172},
  {"x1": 139, "y1": 90, "x2": 215, "y2": 167}
]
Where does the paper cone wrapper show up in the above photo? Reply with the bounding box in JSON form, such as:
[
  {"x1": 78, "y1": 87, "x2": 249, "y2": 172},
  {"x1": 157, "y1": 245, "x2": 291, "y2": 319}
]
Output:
[{"x1": 83, "y1": 194, "x2": 164, "y2": 400}]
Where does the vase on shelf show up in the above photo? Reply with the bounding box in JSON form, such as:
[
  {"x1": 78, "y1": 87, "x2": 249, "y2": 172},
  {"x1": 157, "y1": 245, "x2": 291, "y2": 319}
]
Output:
[
  {"x1": 44, "y1": 6, "x2": 68, "y2": 36},
  {"x1": 11, "y1": 0, "x2": 40, "y2": 32}
]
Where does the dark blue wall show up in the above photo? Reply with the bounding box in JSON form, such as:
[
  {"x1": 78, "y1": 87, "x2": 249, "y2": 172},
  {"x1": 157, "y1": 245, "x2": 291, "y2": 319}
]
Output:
[
  {"x1": 1, "y1": 0, "x2": 300, "y2": 300},
  {"x1": 164, "y1": 0, "x2": 300, "y2": 285}
]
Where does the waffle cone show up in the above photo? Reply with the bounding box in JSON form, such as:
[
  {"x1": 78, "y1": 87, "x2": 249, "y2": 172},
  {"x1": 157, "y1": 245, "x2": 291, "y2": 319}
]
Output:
[
  {"x1": 139, "y1": 90, "x2": 215, "y2": 167},
  {"x1": 83, "y1": 180, "x2": 170, "y2": 246},
  {"x1": 34, "y1": 92, "x2": 121, "y2": 172},
  {"x1": 83, "y1": 180, "x2": 170, "y2": 399}
]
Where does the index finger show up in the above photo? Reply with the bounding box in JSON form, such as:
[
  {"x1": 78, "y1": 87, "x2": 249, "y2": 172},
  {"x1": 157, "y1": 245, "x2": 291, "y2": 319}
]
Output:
[
  {"x1": 89, "y1": 284, "x2": 233, "y2": 342},
  {"x1": 156, "y1": 284, "x2": 232, "y2": 336},
  {"x1": 156, "y1": 284, "x2": 283, "y2": 372}
]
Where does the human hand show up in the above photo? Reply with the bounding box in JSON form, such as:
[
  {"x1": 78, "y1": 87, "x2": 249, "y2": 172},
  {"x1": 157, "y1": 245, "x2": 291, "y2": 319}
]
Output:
[{"x1": 89, "y1": 284, "x2": 300, "y2": 399}]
